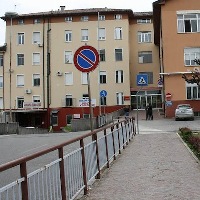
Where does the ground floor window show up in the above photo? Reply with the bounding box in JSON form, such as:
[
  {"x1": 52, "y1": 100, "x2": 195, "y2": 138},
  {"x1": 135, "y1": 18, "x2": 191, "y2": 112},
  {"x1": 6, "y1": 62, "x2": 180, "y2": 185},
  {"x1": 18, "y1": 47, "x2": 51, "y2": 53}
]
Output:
[
  {"x1": 186, "y1": 84, "x2": 200, "y2": 99},
  {"x1": 131, "y1": 90, "x2": 162, "y2": 109}
]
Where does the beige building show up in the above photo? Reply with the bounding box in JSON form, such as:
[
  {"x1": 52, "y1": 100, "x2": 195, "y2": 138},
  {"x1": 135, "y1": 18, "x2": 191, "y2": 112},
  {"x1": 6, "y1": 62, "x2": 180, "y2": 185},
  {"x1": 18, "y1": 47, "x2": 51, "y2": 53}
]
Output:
[{"x1": 0, "y1": 7, "x2": 161, "y2": 130}]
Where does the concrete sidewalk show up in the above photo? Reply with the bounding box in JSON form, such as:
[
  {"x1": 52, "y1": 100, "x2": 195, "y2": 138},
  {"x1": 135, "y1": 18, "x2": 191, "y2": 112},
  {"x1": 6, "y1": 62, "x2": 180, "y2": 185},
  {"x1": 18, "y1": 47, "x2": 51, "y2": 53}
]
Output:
[{"x1": 79, "y1": 133, "x2": 200, "y2": 200}]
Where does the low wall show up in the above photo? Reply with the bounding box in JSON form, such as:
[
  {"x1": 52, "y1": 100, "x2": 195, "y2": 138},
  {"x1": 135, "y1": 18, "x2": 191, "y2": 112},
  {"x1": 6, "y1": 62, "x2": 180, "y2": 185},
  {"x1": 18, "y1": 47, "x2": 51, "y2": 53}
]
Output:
[
  {"x1": 71, "y1": 108, "x2": 124, "y2": 132},
  {"x1": 18, "y1": 127, "x2": 48, "y2": 135},
  {"x1": 71, "y1": 117, "x2": 97, "y2": 132},
  {"x1": 0, "y1": 123, "x2": 19, "y2": 135}
]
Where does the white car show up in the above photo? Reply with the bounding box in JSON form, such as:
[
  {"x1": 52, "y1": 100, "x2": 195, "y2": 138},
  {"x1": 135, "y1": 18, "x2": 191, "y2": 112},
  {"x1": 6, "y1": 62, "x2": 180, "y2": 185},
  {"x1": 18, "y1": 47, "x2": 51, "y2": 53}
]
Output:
[{"x1": 175, "y1": 104, "x2": 194, "y2": 121}]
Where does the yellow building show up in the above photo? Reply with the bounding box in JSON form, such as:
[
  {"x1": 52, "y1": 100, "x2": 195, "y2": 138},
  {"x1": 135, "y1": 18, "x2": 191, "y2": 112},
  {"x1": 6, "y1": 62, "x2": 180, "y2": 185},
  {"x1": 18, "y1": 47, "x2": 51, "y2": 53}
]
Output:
[{"x1": 0, "y1": 7, "x2": 161, "y2": 130}]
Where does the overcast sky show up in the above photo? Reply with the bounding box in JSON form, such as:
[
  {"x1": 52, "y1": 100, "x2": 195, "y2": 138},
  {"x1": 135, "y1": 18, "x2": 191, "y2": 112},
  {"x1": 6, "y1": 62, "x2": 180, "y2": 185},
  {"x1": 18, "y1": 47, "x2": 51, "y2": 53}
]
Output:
[{"x1": 0, "y1": 0, "x2": 155, "y2": 45}]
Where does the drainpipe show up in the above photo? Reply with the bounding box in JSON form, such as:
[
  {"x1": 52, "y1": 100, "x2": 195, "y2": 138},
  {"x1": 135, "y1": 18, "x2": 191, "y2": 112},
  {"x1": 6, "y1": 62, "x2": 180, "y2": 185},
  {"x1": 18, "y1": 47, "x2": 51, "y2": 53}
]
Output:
[{"x1": 47, "y1": 19, "x2": 51, "y2": 127}]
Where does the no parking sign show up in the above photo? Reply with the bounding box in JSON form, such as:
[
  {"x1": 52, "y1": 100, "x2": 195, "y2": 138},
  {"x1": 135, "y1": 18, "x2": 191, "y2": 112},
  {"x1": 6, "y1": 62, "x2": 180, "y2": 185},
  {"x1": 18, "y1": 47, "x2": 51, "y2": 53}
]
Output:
[{"x1": 73, "y1": 45, "x2": 99, "y2": 72}]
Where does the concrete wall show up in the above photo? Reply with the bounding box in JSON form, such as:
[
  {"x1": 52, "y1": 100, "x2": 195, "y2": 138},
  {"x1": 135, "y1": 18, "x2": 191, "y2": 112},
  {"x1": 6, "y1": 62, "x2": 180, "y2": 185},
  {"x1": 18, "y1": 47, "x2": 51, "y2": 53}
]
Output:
[{"x1": 0, "y1": 122, "x2": 19, "y2": 135}]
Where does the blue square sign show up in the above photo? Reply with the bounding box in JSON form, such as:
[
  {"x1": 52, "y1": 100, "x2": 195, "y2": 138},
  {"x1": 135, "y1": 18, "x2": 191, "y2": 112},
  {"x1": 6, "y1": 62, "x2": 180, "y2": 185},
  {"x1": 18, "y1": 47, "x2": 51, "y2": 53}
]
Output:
[{"x1": 137, "y1": 74, "x2": 148, "y2": 86}]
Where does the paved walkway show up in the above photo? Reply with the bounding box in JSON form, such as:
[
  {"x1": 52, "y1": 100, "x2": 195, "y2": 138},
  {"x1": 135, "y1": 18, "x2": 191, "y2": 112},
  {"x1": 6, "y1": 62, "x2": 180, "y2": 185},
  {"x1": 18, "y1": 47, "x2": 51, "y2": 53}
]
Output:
[{"x1": 79, "y1": 110, "x2": 200, "y2": 200}]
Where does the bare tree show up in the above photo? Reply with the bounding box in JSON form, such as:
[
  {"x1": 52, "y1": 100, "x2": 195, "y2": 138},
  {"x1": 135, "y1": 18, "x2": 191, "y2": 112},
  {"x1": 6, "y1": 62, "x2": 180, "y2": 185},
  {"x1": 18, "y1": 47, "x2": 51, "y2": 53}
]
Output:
[{"x1": 182, "y1": 59, "x2": 200, "y2": 85}]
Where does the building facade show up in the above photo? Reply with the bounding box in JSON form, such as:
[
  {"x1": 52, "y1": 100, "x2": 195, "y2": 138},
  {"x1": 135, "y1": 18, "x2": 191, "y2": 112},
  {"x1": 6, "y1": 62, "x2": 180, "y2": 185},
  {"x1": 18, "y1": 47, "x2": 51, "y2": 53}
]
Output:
[
  {"x1": 0, "y1": 8, "x2": 140, "y2": 130},
  {"x1": 153, "y1": 0, "x2": 200, "y2": 117}
]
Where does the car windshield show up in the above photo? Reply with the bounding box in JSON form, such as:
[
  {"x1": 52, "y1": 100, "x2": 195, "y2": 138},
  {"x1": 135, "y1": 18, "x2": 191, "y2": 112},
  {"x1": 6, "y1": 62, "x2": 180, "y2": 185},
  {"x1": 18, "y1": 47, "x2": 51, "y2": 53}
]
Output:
[{"x1": 177, "y1": 105, "x2": 191, "y2": 109}]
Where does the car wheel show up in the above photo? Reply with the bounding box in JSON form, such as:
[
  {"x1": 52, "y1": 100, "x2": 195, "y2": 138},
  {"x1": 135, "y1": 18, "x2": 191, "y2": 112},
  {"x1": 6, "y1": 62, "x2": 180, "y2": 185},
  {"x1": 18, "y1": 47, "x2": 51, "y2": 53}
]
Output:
[{"x1": 175, "y1": 118, "x2": 178, "y2": 121}]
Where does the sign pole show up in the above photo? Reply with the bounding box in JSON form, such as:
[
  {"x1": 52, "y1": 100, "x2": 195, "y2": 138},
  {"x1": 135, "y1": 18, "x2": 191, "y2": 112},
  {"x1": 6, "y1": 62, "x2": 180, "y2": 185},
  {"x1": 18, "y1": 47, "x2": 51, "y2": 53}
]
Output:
[{"x1": 87, "y1": 73, "x2": 94, "y2": 132}]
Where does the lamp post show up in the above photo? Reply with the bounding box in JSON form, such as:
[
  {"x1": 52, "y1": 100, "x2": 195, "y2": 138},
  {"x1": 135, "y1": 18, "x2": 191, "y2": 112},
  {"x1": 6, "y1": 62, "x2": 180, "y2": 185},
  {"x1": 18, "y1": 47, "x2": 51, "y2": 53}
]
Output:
[{"x1": 5, "y1": 12, "x2": 18, "y2": 122}]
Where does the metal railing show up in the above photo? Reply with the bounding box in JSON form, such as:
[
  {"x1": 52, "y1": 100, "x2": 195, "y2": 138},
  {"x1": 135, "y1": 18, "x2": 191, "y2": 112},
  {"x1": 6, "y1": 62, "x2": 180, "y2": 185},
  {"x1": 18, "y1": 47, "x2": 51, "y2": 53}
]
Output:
[{"x1": 0, "y1": 117, "x2": 135, "y2": 200}]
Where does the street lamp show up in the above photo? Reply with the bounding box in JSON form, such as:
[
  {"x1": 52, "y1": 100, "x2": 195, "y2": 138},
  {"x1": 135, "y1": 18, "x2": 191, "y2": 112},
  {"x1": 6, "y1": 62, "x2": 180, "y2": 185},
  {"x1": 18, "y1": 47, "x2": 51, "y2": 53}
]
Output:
[{"x1": 5, "y1": 12, "x2": 18, "y2": 122}]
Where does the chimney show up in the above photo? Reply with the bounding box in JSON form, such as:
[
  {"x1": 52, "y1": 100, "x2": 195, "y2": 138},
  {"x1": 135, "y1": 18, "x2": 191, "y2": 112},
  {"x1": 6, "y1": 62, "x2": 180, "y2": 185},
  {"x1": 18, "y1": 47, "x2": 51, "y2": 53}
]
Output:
[{"x1": 60, "y1": 6, "x2": 65, "y2": 11}]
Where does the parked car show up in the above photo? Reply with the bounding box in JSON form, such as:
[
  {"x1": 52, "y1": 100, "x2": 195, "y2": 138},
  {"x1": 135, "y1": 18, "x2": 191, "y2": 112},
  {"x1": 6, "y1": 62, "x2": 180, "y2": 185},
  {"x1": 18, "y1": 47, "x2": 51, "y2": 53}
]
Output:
[{"x1": 175, "y1": 104, "x2": 194, "y2": 121}]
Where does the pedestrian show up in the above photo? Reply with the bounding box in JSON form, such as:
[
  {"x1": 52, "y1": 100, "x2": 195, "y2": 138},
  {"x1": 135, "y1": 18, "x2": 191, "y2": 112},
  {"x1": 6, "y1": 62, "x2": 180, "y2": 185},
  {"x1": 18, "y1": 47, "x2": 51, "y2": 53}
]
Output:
[
  {"x1": 124, "y1": 106, "x2": 130, "y2": 118},
  {"x1": 148, "y1": 103, "x2": 153, "y2": 120},
  {"x1": 145, "y1": 104, "x2": 149, "y2": 120}
]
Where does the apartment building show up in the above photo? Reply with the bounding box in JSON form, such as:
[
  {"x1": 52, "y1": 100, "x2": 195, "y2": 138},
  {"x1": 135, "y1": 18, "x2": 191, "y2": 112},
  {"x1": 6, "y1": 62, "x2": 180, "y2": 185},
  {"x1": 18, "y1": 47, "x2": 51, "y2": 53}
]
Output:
[
  {"x1": 153, "y1": 0, "x2": 200, "y2": 117},
  {"x1": 1, "y1": 8, "x2": 144, "y2": 130},
  {"x1": 129, "y1": 12, "x2": 161, "y2": 110}
]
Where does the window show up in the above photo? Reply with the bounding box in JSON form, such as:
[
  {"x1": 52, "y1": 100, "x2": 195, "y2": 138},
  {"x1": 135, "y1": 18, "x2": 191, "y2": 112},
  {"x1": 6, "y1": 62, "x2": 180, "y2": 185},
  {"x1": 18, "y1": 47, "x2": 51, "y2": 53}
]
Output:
[
  {"x1": 114, "y1": 14, "x2": 122, "y2": 20},
  {"x1": 83, "y1": 94, "x2": 89, "y2": 98},
  {"x1": 18, "y1": 19, "x2": 24, "y2": 24},
  {"x1": 186, "y1": 83, "x2": 200, "y2": 99},
  {"x1": 65, "y1": 16, "x2": 72, "y2": 22},
  {"x1": 17, "y1": 75, "x2": 24, "y2": 87},
  {"x1": 116, "y1": 92, "x2": 124, "y2": 105},
  {"x1": 34, "y1": 19, "x2": 41, "y2": 24},
  {"x1": 116, "y1": 70, "x2": 124, "y2": 83},
  {"x1": 98, "y1": 28, "x2": 106, "y2": 40},
  {"x1": 81, "y1": 29, "x2": 89, "y2": 41},
  {"x1": 177, "y1": 13, "x2": 200, "y2": 33},
  {"x1": 65, "y1": 95, "x2": 73, "y2": 106},
  {"x1": 100, "y1": 96, "x2": 107, "y2": 105},
  {"x1": 98, "y1": 15, "x2": 105, "y2": 21},
  {"x1": 33, "y1": 53, "x2": 40, "y2": 65},
  {"x1": 17, "y1": 97, "x2": 24, "y2": 108},
  {"x1": 33, "y1": 96, "x2": 40, "y2": 103},
  {"x1": 0, "y1": 55, "x2": 3, "y2": 66},
  {"x1": 81, "y1": 16, "x2": 89, "y2": 21},
  {"x1": 139, "y1": 72, "x2": 153, "y2": 84},
  {"x1": 65, "y1": 72, "x2": 73, "y2": 85},
  {"x1": 115, "y1": 48, "x2": 123, "y2": 61},
  {"x1": 33, "y1": 32, "x2": 40, "y2": 44},
  {"x1": 99, "y1": 71, "x2": 107, "y2": 84},
  {"x1": 99, "y1": 49, "x2": 106, "y2": 61},
  {"x1": 138, "y1": 51, "x2": 152, "y2": 63},
  {"x1": 33, "y1": 74, "x2": 40, "y2": 86},
  {"x1": 184, "y1": 48, "x2": 200, "y2": 66},
  {"x1": 0, "y1": 76, "x2": 3, "y2": 88},
  {"x1": 81, "y1": 73, "x2": 88, "y2": 84},
  {"x1": 17, "y1": 54, "x2": 24, "y2": 66},
  {"x1": 51, "y1": 113, "x2": 58, "y2": 126},
  {"x1": 114, "y1": 27, "x2": 123, "y2": 40},
  {"x1": 137, "y1": 19, "x2": 151, "y2": 24},
  {"x1": 138, "y1": 31, "x2": 152, "y2": 43},
  {"x1": 65, "y1": 30, "x2": 72, "y2": 42},
  {"x1": 18, "y1": 33, "x2": 24, "y2": 45},
  {"x1": 64, "y1": 51, "x2": 73, "y2": 63}
]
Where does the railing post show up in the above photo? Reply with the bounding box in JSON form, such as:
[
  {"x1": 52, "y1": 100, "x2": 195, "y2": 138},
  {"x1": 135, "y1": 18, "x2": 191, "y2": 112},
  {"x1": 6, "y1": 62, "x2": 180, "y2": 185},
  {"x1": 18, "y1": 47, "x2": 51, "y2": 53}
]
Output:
[
  {"x1": 121, "y1": 121, "x2": 125, "y2": 149},
  {"x1": 104, "y1": 128, "x2": 110, "y2": 168},
  {"x1": 125, "y1": 120, "x2": 129, "y2": 145},
  {"x1": 132, "y1": 117, "x2": 136, "y2": 137},
  {"x1": 80, "y1": 139, "x2": 88, "y2": 195},
  {"x1": 20, "y1": 162, "x2": 29, "y2": 200},
  {"x1": 58, "y1": 147, "x2": 67, "y2": 200},
  {"x1": 111, "y1": 126, "x2": 116, "y2": 160},
  {"x1": 93, "y1": 132, "x2": 101, "y2": 179},
  {"x1": 116, "y1": 123, "x2": 121, "y2": 154}
]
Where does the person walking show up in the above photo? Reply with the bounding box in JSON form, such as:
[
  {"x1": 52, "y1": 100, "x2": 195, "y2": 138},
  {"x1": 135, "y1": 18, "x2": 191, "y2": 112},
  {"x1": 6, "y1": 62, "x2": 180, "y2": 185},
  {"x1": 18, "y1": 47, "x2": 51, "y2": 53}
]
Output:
[
  {"x1": 147, "y1": 103, "x2": 153, "y2": 120},
  {"x1": 145, "y1": 104, "x2": 149, "y2": 120}
]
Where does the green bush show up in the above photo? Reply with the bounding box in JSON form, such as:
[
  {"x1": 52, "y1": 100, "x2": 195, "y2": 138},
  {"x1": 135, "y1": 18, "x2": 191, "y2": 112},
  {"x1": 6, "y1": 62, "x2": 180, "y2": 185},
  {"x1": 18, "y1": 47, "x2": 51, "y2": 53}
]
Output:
[
  {"x1": 179, "y1": 127, "x2": 192, "y2": 141},
  {"x1": 179, "y1": 127, "x2": 200, "y2": 160}
]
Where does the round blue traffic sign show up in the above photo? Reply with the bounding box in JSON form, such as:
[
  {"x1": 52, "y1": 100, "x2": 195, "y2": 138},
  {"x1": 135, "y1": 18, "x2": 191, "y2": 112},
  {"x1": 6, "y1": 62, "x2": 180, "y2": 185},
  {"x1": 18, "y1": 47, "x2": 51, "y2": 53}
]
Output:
[
  {"x1": 100, "y1": 90, "x2": 107, "y2": 97},
  {"x1": 74, "y1": 45, "x2": 99, "y2": 72}
]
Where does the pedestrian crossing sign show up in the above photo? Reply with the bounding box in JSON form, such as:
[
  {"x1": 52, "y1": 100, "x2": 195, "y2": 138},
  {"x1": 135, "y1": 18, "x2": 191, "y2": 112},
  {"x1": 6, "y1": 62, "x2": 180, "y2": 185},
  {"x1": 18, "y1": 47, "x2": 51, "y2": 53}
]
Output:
[{"x1": 137, "y1": 74, "x2": 148, "y2": 86}]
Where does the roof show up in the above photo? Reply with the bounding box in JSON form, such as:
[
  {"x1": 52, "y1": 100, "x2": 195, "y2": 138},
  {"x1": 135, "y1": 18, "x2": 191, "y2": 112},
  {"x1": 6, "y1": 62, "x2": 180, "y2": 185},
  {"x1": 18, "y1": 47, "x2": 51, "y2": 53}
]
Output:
[
  {"x1": 1, "y1": 8, "x2": 134, "y2": 20},
  {"x1": 0, "y1": 7, "x2": 154, "y2": 21}
]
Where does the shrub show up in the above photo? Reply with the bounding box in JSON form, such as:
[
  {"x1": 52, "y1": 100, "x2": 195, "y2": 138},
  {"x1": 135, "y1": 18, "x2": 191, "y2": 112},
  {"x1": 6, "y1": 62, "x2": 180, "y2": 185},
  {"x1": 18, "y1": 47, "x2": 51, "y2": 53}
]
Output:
[{"x1": 179, "y1": 127, "x2": 192, "y2": 141}]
